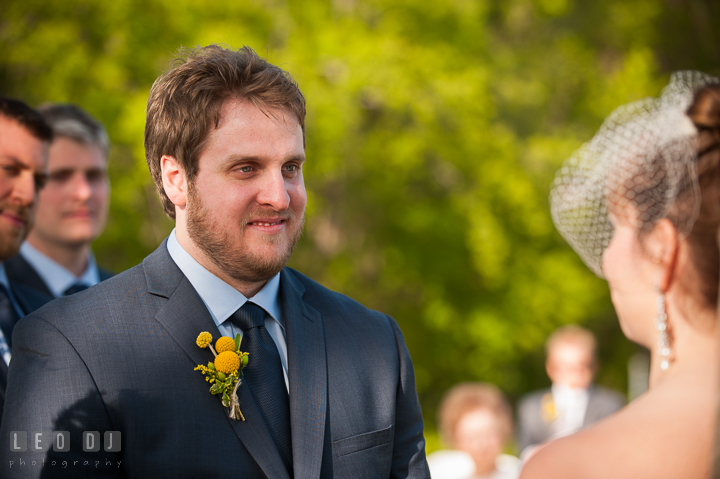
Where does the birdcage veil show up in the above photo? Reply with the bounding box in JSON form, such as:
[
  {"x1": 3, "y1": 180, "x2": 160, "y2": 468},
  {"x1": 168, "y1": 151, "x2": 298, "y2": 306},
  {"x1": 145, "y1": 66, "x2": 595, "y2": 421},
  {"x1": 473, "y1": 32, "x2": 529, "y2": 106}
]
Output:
[{"x1": 550, "y1": 71, "x2": 720, "y2": 278}]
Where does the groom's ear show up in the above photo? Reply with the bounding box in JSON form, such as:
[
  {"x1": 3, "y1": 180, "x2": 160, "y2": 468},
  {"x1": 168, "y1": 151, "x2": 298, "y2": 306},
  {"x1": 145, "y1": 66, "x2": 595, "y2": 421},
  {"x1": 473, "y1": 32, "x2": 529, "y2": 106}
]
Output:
[{"x1": 161, "y1": 155, "x2": 188, "y2": 211}]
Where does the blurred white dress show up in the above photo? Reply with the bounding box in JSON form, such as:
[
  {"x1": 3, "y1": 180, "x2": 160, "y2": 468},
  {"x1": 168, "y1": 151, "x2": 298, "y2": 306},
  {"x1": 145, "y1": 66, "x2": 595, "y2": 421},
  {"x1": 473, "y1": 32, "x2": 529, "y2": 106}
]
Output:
[{"x1": 427, "y1": 449, "x2": 521, "y2": 479}]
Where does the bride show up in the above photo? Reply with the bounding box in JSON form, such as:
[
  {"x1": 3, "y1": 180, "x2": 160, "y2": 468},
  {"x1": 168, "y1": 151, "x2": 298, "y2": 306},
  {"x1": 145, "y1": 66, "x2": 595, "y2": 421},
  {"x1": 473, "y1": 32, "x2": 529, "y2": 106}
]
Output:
[{"x1": 520, "y1": 72, "x2": 720, "y2": 478}]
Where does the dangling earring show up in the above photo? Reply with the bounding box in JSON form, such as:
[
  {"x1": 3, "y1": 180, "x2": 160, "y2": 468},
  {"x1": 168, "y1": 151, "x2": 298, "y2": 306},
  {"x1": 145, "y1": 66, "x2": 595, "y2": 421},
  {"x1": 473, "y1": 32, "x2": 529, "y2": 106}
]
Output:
[{"x1": 655, "y1": 290, "x2": 671, "y2": 371}]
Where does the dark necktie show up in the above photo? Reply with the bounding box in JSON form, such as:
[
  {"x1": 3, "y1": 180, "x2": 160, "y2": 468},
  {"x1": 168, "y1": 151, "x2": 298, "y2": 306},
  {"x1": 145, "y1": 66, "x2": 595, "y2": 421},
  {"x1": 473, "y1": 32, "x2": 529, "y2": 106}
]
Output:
[
  {"x1": 0, "y1": 283, "x2": 19, "y2": 349},
  {"x1": 63, "y1": 283, "x2": 88, "y2": 296},
  {"x1": 229, "y1": 302, "x2": 292, "y2": 474}
]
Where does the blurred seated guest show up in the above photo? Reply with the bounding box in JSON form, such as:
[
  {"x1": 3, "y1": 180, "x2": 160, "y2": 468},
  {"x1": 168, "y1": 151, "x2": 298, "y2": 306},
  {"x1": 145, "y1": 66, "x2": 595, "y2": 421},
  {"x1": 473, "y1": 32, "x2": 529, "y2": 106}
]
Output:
[
  {"x1": 5, "y1": 103, "x2": 112, "y2": 309},
  {"x1": 428, "y1": 382, "x2": 521, "y2": 479},
  {"x1": 521, "y1": 72, "x2": 720, "y2": 479},
  {"x1": 517, "y1": 325, "x2": 623, "y2": 458}
]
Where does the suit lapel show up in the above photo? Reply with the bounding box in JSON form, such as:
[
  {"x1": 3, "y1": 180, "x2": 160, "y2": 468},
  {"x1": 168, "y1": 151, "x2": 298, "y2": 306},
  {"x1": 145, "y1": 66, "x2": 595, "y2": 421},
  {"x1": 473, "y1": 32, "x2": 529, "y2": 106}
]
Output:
[
  {"x1": 144, "y1": 242, "x2": 290, "y2": 479},
  {"x1": 583, "y1": 386, "x2": 601, "y2": 426},
  {"x1": 152, "y1": 276, "x2": 223, "y2": 378},
  {"x1": 281, "y1": 269, "x2": 328, "y2": 479},
  {"x1": 11, "y1": 282, "x2": 52, "y2": 316},
  {"x1": 4, "y1": 254, "x2": 53, "y2": 298}
]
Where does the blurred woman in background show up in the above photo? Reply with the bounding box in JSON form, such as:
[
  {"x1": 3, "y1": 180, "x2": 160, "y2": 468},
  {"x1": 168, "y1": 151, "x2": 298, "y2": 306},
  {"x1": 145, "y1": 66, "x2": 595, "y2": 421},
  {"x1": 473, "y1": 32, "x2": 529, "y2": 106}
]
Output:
[
  {"x1": 428, "y1": 382, "x2": 521, "y2": 479},
  {"x1": 521, "y1": 72, "x2": 720, "y2": 478}
]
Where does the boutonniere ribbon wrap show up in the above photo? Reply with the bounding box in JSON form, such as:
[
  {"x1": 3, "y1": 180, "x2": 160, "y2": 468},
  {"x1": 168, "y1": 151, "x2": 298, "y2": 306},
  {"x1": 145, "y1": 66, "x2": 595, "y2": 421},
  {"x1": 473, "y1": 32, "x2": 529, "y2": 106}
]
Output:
[{"x1": 194, "y1": 332, "x2": 249, "y2": 421}]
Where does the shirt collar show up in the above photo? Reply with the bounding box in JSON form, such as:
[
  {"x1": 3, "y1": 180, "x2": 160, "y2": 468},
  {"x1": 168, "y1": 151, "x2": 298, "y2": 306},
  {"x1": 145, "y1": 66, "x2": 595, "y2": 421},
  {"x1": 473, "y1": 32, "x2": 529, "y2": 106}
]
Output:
[
  {"x1": 20, "y1": 242, "x2": 100, "y2": 297},
  {"x1": 166, "y1": 229, "x2": 282, "y2": 327},
  {"x1": 552, "y1": 384, "x2": 590, "y2": 401}
]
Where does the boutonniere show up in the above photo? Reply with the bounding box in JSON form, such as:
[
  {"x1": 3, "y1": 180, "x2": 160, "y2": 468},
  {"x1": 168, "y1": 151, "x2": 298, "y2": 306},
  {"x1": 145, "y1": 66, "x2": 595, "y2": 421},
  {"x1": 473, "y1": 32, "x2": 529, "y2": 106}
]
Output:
[
  {"x1": 194, "y1": 332, "x2": 249, "y2": 421},
  {"x1": 540, "y1": 392, "x2": 556, "y2": 423}
]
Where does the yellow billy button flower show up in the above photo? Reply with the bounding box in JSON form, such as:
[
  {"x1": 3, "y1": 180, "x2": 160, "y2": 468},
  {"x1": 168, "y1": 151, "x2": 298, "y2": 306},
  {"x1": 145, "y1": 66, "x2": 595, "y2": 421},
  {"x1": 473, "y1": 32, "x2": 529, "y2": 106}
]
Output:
[
  {"x1": 215, "y1": 351, "x2": 241, "y2": 375},
  {"x1": 196, "y1": 332, "x2": 213, "y2": 348},
  {"x1": 215, "y1": 336, "x2": 236, "y2": 354},
  {"x1": 193, "y1": 330, "x2": 247, "y2": 421}
]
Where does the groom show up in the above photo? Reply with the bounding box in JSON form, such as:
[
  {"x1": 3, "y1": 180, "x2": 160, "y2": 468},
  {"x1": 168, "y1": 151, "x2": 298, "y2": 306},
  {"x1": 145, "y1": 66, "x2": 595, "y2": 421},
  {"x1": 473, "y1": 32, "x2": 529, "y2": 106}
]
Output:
[{"x1": 0, "y1": 45, "x2": 429, "y2": 479}]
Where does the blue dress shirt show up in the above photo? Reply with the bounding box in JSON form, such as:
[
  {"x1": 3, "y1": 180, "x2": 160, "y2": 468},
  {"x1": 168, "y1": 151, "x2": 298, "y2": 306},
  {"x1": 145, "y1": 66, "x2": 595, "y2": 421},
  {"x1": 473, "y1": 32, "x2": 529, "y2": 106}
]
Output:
[
  {"x1": 20, "y1": 242, "x2": 101, "y2": 297},
  {"x1": 166, "y1": 230, "x2": 289, "y2": 389}
]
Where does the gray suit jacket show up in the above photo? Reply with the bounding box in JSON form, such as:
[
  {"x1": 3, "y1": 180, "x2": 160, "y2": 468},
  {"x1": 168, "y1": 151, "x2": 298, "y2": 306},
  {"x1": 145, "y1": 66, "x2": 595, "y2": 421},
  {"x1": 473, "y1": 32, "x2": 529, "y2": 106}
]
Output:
[
  {"x1": 0, "y1": 257, "x2": 113, "y2": 428},
  {"x1": 517, "y1": 385, "x2": 625, "y2": 452},
  {"x1": 0, "y1": 241, "x2": 429, "y2": 478}
]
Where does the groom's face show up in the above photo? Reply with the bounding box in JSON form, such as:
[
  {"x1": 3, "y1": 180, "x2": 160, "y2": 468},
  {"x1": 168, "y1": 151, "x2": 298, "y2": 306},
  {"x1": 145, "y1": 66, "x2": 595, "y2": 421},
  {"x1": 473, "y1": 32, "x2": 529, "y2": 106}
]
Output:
[{"x1": 186, "y1": 98, "x2": 307, "y2": 283}]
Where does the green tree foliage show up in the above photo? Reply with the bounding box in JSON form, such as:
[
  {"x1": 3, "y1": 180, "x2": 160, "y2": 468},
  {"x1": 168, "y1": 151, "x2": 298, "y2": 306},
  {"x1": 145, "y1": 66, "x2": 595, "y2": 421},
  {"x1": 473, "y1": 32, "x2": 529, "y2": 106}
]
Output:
[{"x1": 2, "y1": 0, "x2": 718, "y2": 450}]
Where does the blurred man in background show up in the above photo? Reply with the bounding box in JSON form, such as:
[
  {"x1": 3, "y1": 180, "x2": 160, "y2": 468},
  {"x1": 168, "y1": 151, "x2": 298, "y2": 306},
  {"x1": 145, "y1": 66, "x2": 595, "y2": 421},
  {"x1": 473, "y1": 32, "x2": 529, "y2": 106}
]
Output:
[
  {"x1": 0, "y1": 96, "x2": 51, "y2": 424},
  {"x1": 5, "y1": 104, "x2": 112, "y2": 309},
  {"x1": 517, "y1": 325, "x2": 624, "y2": 459}
]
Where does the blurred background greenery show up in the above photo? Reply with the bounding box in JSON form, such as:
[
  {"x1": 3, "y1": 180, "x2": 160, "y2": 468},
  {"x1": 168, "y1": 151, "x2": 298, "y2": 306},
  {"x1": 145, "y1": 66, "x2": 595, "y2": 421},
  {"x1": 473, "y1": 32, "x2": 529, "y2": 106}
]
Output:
[{"x1": 2, "y1": 0, "x2": 718, "y2": 452}]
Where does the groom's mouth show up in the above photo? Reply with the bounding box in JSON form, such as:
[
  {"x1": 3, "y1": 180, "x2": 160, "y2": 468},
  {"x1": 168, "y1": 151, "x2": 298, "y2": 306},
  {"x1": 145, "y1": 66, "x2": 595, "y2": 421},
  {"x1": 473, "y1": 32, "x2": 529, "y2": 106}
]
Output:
[
  {"x1": 248, "y1": 220, "x2": 284, "y2": 226},
  {"x1": 247, "y1": 218, "x2": 287, "y2": 233}
]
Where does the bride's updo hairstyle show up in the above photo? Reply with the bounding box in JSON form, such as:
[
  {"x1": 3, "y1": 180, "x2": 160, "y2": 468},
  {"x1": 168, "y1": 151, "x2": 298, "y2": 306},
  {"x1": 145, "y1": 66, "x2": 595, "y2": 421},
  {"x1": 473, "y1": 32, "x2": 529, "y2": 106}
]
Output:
[
  {"x1": 681, "y1": 84, "x2": 720, "y2": 315},
  {"x1": 551, "y1": 72, "x2": 720, "y2": 297}
]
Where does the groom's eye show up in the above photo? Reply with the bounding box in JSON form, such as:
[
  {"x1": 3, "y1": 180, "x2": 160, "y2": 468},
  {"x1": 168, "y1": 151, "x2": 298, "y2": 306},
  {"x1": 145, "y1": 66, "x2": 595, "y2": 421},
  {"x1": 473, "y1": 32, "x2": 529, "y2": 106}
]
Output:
[{"x1": 235, "y1": 165, "x2": 253, "y2": 174}]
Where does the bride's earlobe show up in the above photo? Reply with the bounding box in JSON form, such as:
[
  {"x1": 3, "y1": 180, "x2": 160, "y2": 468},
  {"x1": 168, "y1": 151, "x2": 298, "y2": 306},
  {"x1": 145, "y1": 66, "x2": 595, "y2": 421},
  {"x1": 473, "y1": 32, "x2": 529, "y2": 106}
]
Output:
[{"x1": 645, "y1": 218, "x2": 679, "y2": 291}]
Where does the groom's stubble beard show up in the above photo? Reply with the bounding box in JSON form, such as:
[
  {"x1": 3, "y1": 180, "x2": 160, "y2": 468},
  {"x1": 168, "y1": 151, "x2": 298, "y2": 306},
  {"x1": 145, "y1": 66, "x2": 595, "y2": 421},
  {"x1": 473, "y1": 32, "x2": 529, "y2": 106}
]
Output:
[{"x1": 185, "y1": 182, "x2": 305, "y2": 284}]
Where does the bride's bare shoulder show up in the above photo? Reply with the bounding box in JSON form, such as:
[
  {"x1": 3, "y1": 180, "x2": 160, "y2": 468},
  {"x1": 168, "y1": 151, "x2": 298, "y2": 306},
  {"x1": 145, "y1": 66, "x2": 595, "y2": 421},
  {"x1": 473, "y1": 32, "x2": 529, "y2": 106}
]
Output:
[
  {"x1": 518, "y1": 405, "x2": 644, "y2": 479},
  {"x1": 519, "y1": 386, "x2": 714, "y2": 479}
]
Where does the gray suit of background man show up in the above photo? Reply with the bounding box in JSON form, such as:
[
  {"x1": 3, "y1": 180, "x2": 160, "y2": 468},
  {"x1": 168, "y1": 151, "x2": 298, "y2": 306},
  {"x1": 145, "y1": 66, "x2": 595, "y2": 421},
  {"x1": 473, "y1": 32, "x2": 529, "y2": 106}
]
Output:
[
  {"x1": 5, "y1": 103, "x2": 113, "y2": 310},
  {"x1": 0, "y1": 45, "x2": 430, "y2": 478},
  {"x1": 517, "y1": 325, "x2": 624, "y2": 458}
]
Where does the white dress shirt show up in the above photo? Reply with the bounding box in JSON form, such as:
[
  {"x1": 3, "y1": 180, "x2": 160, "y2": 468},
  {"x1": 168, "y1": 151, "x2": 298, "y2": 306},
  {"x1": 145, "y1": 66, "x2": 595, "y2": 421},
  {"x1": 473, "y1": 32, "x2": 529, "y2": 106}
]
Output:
[
  {"x1": 427, "y1": 450, "x2": 521, "y2": 479},
  {"x1": 20, "y1": 242, "x2": 101, "y2": 297},
  {"x1": 550, "y1": 384, "x2": 589, "y2": 439},
  {"x1": 166, "y1": 230, "x2": 289, "y2": 390}
]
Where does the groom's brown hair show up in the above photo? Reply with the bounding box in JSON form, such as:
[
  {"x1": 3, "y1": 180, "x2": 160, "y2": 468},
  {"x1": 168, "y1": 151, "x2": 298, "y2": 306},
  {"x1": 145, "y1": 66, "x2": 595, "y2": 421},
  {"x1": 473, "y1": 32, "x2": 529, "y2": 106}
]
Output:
[{"x1": 145, "y1": 44, "x2": 306, "y2": 219}]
